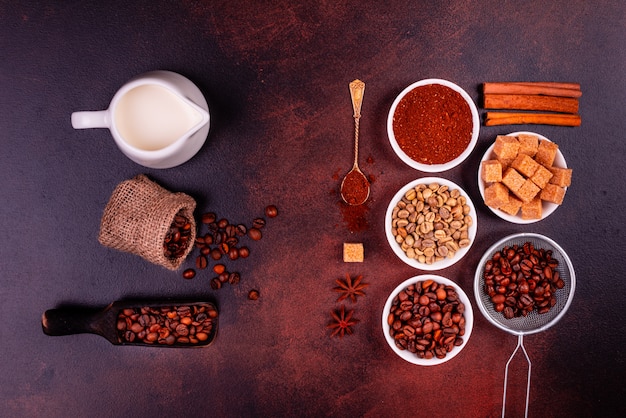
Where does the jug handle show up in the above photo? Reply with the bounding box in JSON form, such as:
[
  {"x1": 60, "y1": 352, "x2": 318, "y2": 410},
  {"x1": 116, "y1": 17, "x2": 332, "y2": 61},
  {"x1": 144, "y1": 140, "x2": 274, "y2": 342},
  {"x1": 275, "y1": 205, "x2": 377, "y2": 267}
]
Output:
[{"x1": 71, "y1": 110, "x2": 109, "y2": 129}]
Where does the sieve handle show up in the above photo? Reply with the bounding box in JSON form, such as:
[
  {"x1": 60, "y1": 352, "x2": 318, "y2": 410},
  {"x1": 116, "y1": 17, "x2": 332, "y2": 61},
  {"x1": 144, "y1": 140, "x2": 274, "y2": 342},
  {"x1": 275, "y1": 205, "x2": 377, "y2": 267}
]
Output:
[{"x1": 502, "y1": 334, "x2": 531, "y2": 418}]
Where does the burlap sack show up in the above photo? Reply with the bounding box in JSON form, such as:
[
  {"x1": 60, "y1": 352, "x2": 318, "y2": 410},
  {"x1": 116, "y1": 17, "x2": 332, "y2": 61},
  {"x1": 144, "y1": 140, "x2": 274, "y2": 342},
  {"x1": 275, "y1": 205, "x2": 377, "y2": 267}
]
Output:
[{"x1": 98, "y1": 174, "x2": 196, "y2": 270}]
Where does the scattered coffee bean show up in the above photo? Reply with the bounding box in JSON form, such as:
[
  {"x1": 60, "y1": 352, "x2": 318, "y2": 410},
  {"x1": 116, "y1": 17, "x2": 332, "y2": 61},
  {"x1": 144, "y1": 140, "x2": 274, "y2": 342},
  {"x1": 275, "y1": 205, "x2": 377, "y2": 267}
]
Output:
[
  {"x1": 187, "y1": 207, "x2": 277, "y2": 291},
  {"x1": 238, "y1": 246, "x2": 250, "y2": 258},
  {"x1": 196, "y1": 255, "x2": 208, "y2": 270},
  {"x1": 228, "y1": 272, "x2": 240, "y2": 285},
  {"x1": 218, "y1": 272, "x2": 229, "y2": 283},
  {"x1": 248, "y1": 289, "x2": 260, "y2": 300},
  {"x1": 265, "y1": 205, "x2": 278, "y2": 218},
  {"x1": 182, "y1": 268, "x2": 196, "y2": 279},
  {"x1": 201, "y1": 212, "x2": 216, "y2": 224},
  {"x1": 252, "y1": 218, "x2": 266, "y2": 229},
  {"x1": 248, "y1": 228, "x2": 262, "y2": 241}
]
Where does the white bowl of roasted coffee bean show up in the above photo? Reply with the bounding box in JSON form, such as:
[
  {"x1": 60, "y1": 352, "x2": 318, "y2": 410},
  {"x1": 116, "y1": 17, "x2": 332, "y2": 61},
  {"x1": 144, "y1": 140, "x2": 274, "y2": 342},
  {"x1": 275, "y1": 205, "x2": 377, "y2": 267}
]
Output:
[
  {"x1": 387, "y1": 78, "x2": 480, "y2": 172},
  {"x1": 382, "y1": 275, "x2": 473, "y2": 366},
  {"x1": 385, "y1": 177, "x2": 477, "y2": 270}
]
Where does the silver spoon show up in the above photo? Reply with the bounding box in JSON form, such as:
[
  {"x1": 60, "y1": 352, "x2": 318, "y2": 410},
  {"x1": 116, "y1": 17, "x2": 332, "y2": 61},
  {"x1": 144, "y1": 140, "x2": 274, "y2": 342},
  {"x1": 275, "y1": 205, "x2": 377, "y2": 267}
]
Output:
[{"x1": 340, "y1": 79, "x2": 370, "y2": 205}]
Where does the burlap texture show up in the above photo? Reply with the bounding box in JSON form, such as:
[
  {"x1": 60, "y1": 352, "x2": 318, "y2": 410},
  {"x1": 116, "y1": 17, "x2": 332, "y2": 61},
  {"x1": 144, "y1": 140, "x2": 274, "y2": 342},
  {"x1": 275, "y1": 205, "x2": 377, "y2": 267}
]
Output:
[{"x1": 98, "y1": 174, "x2": 196, "y2": 270}]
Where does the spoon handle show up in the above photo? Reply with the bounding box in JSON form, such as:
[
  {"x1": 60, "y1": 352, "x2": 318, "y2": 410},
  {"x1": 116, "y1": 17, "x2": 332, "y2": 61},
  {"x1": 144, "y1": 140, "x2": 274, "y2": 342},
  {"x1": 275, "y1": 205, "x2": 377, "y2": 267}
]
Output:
[
  {"x1": 350, "y1": 79, "x2": 365, "y2": 118},
  {"x1": 349, "y1": 80, "x2": 365, "y2": 167}
]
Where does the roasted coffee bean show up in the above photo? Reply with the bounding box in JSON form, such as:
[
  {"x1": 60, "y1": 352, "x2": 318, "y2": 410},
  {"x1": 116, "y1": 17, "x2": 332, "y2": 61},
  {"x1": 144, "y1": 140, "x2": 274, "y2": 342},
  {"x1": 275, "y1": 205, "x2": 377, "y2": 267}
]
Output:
[
  {"x1": 228, "y1": 272, "x2": 240, "y2": 285},
  {"x1": 248, "y1": 228, "x2": 262, "y2": 241},
  {"x1": 117, "y1": 303, "x2": 217, "y2": 346},
  {"x1": 202, "y1": 212, "x2": 216, "y2": 224},
  {"x1": 225, "y1": 236, "x2": 239, "y2": 247},
  {"x1": 238, "y1": 246, "x2": 250, "y2": 258},
  {"x1": 265, "y1": 205, "x2": 278, "y2": 218},
  {"x1": 400, "y1": 311, "x2": 412, "y2": 321},
  {"x1": 213, "y1": 231, "x2": 224, "y2": 245},
  {"x1": 491, "y1": 294, "x2": 505, "y2": 304},
  {"x1": 138, "y1": 314, "x2": 150, "y2": 327},
  {"x1": 387, "y1": 280, "x2": 466, "y2": 360},
  {"x1": 175, "y1": 323, "x2": 189, "y2": 336},
  {"x1": 186, "y1": 209, "x2": 275, "y2": 291},
  {"x1": 225, "y1": 224, "x2": 237, "y2": 238},
  {"x1": 236, "y1": 224, "x2": 247, "y2": 236},
  {"x1": 182, "y1": 268, "x2": 196, "y2": 280},
  {"x1": 483, "y1": 242, "x2": 562, "y2": 318},
  {"x1": 252, "y1": 218, "x2": 266, "y2": 229},
  {"x1": 210, "y1": 248, "x2": 222, "y2": 260},
  {"x1": 196, "y1": 255, "x2": 208, "y2": 270},
  {"x1": 400, "y1": 300, "x2": 413, "y2": 311},
  {"x1": 164, "y1": 211, "x2": 192, "y2": 260}
]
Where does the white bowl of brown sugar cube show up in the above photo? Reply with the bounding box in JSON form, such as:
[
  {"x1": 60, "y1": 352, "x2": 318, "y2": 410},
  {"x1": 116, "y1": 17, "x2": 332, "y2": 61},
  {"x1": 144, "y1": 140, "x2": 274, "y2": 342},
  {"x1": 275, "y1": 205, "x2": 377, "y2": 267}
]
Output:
[{"x1": 478, "y1": 132, "x2": 573, "y2": 224}]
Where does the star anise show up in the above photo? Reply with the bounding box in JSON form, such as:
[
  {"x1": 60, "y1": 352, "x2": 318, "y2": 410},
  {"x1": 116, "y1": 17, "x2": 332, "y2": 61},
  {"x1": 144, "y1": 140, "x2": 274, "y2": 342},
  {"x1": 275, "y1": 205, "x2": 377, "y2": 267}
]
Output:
[
  {"x1": 328, "y1": 305, "x2": 359, "y2": 338},
  {"x1": 333, "y1": 274, "x2": 369, "y2": 303}
]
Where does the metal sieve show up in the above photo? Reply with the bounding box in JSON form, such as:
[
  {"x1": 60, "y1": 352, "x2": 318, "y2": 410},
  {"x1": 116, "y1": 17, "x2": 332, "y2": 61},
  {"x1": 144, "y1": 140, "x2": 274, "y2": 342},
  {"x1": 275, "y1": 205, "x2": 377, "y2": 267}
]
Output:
[{"x1": 474, "y1": 233, "x2": 576, "y2": 418}]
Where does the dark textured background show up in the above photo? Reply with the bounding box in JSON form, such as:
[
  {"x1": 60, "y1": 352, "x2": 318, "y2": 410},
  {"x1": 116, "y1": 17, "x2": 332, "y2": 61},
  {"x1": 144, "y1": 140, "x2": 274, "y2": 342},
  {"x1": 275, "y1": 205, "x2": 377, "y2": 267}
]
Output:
[{"x1": 1, "y1": 1, "x2": 625, "y2": 417}]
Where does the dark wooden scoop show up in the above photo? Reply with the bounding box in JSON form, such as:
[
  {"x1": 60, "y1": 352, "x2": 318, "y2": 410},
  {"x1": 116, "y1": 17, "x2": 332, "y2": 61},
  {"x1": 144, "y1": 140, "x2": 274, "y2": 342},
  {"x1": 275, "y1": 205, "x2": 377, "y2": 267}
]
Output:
[{"x1": 42, "y1": 299, "x2": 218, "y2": 348}]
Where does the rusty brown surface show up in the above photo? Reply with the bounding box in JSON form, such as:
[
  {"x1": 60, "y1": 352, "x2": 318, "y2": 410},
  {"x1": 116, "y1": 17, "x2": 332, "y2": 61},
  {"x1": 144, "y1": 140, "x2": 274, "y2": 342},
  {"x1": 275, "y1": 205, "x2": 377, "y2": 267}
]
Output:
[{"x1": 1, "y1": 1, "x2": 625, "y2": 416}]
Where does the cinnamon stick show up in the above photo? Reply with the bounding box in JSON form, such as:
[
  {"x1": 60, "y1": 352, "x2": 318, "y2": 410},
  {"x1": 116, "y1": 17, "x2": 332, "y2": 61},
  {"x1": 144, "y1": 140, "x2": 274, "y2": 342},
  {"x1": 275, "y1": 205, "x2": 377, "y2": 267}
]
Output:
[
  {"x1": 484, "y1": 94, "x2": 579, "y2": 114},
  {"x1": 513, "y1": 82, "x2": 581, "y2": 90},
  {"x1": 482, "y1": 82, "x2": 582, "y2": 98},
  {"x1": 485, "y1": 112, "x2": 581, "y2": 127}
]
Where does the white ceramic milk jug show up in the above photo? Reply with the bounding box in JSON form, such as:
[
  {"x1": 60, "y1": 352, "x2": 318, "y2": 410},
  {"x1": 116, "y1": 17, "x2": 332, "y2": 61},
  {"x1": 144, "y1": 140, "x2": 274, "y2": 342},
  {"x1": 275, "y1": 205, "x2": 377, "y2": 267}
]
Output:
[{"x1": 71, "y1": 70, "x2": 210, "y2": 169}]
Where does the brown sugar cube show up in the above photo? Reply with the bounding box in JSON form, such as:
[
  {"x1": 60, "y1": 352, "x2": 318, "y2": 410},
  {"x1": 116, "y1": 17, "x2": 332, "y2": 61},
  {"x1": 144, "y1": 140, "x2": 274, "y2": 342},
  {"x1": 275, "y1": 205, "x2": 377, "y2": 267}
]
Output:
[
  {"x1": 343, "y1": 243, "x2": 363, "y2": 262},
  {"x1": 535, "y1": 139, "x2": 559, "y2": 167},
  {"x1": 502, "y1": 167, "x2": 526, "y2": 193},
  {"x1": 493, "y1": 135, "x2": 520, "y2": 162},
  {"x1": 540, "y1": 183, "x2": 566, "y2": 205},
  {"x1": 498, "y1": 158, "x2": 515, "y2": 171},
  {"x1": 499, "y1": 195, "x2": 523, "y2": 216},
  {"x1": 517, "y1": 133, "x2": 539, "y2": 157},
  {"x1": 484, "y1": 183, "x2": 510, "y2": 209},
  {"x1": 530, "y1": 164, "x2": 554, "y2": 189},
  {"x1": 511, "y1": 154, "x2": 541, "y2": 178},
  {"x1": 481, "y1": 160, "x2": 502, "y2": 183},
  {"x1": 549, "y1": 166, "x2": 573, "y2": 187},
  {"x1": 521, "y1": 198, "x2": 543, "y2": 220},
  {"x1": 513, "y1": 179, "x2": 541, "y2": 203}
]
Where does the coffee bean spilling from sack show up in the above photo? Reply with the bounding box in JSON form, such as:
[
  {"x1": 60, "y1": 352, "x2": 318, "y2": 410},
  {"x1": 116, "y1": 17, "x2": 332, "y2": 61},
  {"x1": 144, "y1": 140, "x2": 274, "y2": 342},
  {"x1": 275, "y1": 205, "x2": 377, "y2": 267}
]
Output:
[
  {"x1": 164, "y1": 212, "x2": 193, "y2": 260},
  {"x1": 185, "y1": 206, "x2": 278, "y2": 294}
]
